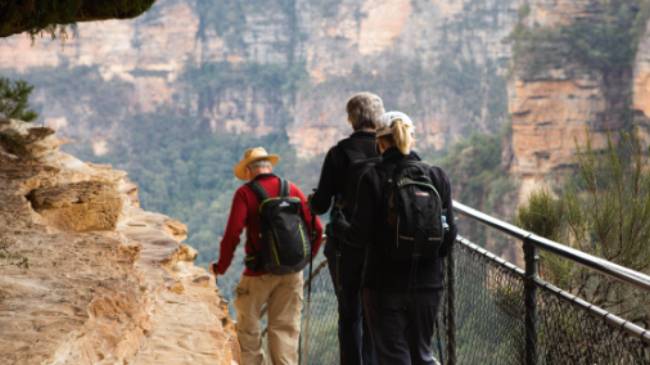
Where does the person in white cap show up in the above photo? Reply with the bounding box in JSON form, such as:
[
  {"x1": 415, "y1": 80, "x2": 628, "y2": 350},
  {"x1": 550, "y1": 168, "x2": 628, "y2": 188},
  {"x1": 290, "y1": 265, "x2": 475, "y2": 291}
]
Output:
[
  {"x1": 211, "y1": 147, "x2": 323, "y2": 365},
  {"x1": 343, "y1": 111, "x2": 457, "y2": 365}
]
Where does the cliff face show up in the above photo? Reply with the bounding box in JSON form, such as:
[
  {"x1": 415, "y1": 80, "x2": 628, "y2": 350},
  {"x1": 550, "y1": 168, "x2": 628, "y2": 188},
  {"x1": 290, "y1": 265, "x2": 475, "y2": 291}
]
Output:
[
  {"x1": 0, "y1": 0, "x2": 520, "y2": 157},
  {"x1": 507, "y1": 0, "x2": 650, "y2": 200},
  {"x1": 0, "y1": 119, "x2": 238, "y2": 364},
  {"x1": 634, "y1": 17, "x2": 650, "y2": 145}
]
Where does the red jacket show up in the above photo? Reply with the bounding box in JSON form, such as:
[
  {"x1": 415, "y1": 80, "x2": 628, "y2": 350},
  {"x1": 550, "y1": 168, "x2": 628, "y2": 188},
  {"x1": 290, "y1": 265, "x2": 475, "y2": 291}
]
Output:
[{"x1": 215, "y1": 174, "x2": 323, "y2": 276}]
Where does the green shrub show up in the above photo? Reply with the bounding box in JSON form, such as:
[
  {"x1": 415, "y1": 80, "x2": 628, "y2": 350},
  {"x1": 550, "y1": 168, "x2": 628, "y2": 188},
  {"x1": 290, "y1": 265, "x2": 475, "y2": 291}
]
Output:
[
  {"x1": 510, "y1": 0, "x2": 650, "y2": 78},
  {"x1": 0, "y1": 77, "x2": 38, "y2": 122},
  {"x1": 517, "y1": 131, "x2": 650, "y2": 323}
]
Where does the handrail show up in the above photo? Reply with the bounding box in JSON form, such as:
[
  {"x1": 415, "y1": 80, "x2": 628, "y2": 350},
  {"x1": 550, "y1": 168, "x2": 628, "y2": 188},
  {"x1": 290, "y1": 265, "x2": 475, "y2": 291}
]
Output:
[
  {"x1": 456, "y1": 235, "x2": 650, "y2": 342},
  {"x1": 452, "y1": 200, "x2": 650, "y2": 292}
]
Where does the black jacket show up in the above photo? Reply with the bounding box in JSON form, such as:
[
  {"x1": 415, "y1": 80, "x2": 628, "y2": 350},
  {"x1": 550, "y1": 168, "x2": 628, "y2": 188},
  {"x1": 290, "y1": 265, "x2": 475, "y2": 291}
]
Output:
[
  {"x1": 310, "y1": 130, "x2": 378, "y2": 217},
  {"x1": 347, "y1": 147, "x2": 457, "y2": 290}
]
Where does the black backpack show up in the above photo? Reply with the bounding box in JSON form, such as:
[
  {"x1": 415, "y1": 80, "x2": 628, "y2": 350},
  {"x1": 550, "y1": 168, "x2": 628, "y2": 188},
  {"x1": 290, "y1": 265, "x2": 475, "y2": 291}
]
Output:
[
  {"x1": 246, "y1": 177, "x2": 311, "y2": 275},
  {"x1": 328, "y1": 148, "x2": 380, "y2": 247},
  {"x1": 382, "y1": 161, "x2": 445, "y2": 261},
  {"x1": 341, "y1": 148, "x2": 381, "y2": 216}
]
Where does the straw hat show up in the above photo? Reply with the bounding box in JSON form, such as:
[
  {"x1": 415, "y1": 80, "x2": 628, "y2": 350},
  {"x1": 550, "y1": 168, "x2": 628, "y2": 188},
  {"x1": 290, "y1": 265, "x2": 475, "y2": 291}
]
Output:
[{"x1": 233, "y1": 147, "x2": 280, "y2": 180}]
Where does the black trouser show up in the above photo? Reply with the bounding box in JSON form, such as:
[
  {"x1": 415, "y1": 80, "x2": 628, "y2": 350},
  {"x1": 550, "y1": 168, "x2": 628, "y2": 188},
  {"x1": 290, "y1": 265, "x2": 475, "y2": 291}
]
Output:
[
  {"x1": 325, "y1": 239, "x2": 376, "y2": 365},
  {"x1": 363, "y1": 288, "x2": 442, "y2": 365}
]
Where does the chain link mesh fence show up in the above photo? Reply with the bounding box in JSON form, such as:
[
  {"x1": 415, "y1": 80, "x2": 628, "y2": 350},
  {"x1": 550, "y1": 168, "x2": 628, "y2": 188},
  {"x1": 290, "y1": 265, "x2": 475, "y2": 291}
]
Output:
[
  {"x1": 438, "y1": 237, "x2": 526, "y2": 364},
  {"x1": 299, "y1": 259, "x2": 339, "y2": 365},
  {"x1": 536, "y1": 280, "x2": 650, "y2": 364},
  {"x1": 439, "y1": 236, "x2": 650, "y2": 364},
  {"x1": 290, "y1": 236, "x2": 650, "y2": 364}
]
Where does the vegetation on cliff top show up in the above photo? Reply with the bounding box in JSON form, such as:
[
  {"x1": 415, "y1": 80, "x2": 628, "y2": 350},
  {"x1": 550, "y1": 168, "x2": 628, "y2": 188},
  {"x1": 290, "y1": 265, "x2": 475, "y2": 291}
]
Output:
[
  {"x1": 517, "y1": 132, "x2": 650, "y2": 326},
  {"x1": 0, "y1": 77, "x2": 38, "y2": 122},
  {"x1": 511, "y1": 0, "x2": 650, "y2": 79}
]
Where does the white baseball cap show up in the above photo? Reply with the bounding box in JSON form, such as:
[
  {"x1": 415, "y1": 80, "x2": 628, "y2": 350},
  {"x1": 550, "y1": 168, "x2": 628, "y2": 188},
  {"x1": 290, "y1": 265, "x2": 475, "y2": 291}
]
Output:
[{"x1": 376, "y1": 111, "x2": 415, "y2": 137}]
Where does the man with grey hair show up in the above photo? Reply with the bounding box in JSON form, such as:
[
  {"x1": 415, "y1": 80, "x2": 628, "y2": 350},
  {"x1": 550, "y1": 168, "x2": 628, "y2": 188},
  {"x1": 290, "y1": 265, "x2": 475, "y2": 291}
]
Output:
[{"x1": 309, "y1": 92, "x2": 385, "y2": 365}]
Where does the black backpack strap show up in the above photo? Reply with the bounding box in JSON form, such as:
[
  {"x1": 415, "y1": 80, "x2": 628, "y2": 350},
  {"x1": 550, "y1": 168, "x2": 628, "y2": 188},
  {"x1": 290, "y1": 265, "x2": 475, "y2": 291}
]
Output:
[
  {"x1": 342, "y1": 147, "x2": 367, "y2": 164},
  {"x1": 279, "y1": 178, "x2": 289, "y2": 197},
  {"x1": 248, "y1": 180, "x2": 269, "y2": 201}
]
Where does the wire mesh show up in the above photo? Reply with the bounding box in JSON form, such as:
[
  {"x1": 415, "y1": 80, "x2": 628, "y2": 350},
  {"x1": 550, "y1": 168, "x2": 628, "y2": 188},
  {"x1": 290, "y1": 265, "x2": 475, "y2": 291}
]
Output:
[
  {"x1": 299, "y1": 260, "x2": 339, "y2": 365},
  {"x1": 442, "y1": 237, "x2": 650, "y2": 365},
  {"x1": 536, "y1": 282, "x2": 650, "y2": 364},
  {"x1": 291, "y1": 236, "x2": 650, "y2": 364},
  {"x1": 439, "y1": 238, "x2": 526, "y2": 364}
]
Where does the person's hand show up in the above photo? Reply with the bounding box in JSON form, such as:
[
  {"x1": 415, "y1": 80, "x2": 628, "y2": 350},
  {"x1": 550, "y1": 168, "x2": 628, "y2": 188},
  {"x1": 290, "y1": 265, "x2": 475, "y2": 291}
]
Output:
[
  {"x1": 209, "y1": 261, "x2": 220, "y2": 276},
  {"x1": 307, "y1": 193, "x2": 315, "y2": 209}
]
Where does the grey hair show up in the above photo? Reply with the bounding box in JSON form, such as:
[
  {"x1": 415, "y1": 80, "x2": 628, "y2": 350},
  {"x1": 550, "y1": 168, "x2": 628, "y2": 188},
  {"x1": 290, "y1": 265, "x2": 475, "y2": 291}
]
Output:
[
  {"x1": 247, "y1": 159, "x2": 273, "y2": 170},
  {"x1": 346, "y1": 92, "x2": 385, "y2": 130}
]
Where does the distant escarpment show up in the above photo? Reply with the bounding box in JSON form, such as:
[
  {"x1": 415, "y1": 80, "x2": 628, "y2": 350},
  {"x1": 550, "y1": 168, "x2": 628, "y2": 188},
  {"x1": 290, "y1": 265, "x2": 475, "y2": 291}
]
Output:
[
  {"x1": 507, "y1": 0, "x2": 650, "y2": 200},
  {"x1": 0, "y1": 119, "x2": 238, "y2": 364},
  {"x1": 0, "y1": 0, "x2": 520, "y2": 158}
]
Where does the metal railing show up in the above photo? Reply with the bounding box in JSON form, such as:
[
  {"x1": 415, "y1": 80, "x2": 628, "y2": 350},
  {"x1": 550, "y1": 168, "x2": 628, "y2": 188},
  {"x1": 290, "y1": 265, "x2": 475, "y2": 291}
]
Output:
[
  {"x1": 446, "y1": 200, "x2": 650, "y2": 365},
  {"x1": 293, "y1": 201, "x2": 650, "y2": 364},
  {"x1": 453, "y1": 201, "x2": 650, "y2": 292}
]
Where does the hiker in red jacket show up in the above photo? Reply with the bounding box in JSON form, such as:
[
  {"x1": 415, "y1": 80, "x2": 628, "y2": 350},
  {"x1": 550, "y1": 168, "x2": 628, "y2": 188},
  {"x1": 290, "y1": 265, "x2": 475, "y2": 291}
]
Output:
[{"x1": 210, "y1": 147, "x2": 323, "y2": 365}]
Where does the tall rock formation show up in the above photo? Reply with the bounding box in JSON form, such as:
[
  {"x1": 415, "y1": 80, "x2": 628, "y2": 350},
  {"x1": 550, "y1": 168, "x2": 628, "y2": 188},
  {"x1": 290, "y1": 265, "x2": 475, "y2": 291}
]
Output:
[
  {"x1": 0, "y1": 119, "x2": 238, "y2": 364},
  {"x1": 507, "y1": 0, "x2": 650, "y2": 200}
]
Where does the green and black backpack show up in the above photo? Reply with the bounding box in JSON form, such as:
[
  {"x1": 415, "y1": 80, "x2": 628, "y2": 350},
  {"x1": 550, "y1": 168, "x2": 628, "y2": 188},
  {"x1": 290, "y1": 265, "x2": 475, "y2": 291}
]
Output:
[{"x1": 246, "y1": 177, "x2": 311, "y2": 275}]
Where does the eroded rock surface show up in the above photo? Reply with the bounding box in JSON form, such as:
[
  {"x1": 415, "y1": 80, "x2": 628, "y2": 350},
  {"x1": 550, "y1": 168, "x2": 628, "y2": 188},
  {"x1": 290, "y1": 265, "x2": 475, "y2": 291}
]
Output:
[
  {"x1": 0, "y1": 0, "x2": 521, "y2": 157},
  {"x1": 508, "y1": 0, "x2": 650, "y2": 201},
  {"x1": 0, "y1": 121, "x2": 238, "y2": 364}
]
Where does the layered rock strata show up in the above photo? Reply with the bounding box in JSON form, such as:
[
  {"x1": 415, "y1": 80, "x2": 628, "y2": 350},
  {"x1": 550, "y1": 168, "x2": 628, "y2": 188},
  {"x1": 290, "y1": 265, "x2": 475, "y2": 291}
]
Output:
[
  {"x1": 0, "y1": 0, "x2": 521, "y2": 157},
  {"x1": 0, "y1": 119, "x2": 238, "y2": 364},
  {"x1": 508, "y1": 0, "x2": 650, "y2": 201}
]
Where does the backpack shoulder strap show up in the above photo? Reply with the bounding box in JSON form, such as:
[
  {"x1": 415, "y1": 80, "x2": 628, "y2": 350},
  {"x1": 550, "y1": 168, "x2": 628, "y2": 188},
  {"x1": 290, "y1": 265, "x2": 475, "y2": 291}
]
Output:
[
  {"x1": 279, "y1": 178, "x2": 289, "y2": 197},
  {"x1": 342, "y1": 147, "x2": 367, "y2": 164},
  {"x1": 394, "y1": 160, "x2": 428, "y2": 178},
  {"x1": 247, "y1": 180, "x2": 269, "y2": 201}
]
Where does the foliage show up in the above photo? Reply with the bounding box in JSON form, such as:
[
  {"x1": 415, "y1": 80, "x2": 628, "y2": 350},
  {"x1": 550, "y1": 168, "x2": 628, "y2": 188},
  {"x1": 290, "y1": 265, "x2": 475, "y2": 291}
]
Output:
[
  {"x1": 2, "y1": 66, "x2": 134, "y2": 134},
  {"x1": 563, "y1": 1, "x2": 647, "y2": 75},
  {"x1": 0, "y1": 0, "x2": 155, "y2": 37},
  {"x1": 515, "y1": 189, "x2": 575, "y2": 289},
  {"x1": 0, "y1": 77, "x2": 38, "y2": 122},
  {"x1": 516, "y1": 189, "x2": 564, "y2": 242},
  {"x1": 428, "y1": 126, "x2": 516, "y2": 254},
  {"x1": 516, "y1": 132, "x2": 650, "y2": 325},
  {"x1": 195, "y1": 0, "x2": 301, "y2": 55},
  {"x1": 439, "y1": 132, "x2": 503, "y2": 206},
  {"x1": 196, "y1": 1, "x2": 246, "y2": 47},
  {"x1": 182, "y1": 61, "x2": 308, "y2": 97},
  {"x1": 510, "y1": 0, "x2": 650, "y2": 79},
  {"x1": 308, "y1": 56, "x2": 508, "y2": 138}
]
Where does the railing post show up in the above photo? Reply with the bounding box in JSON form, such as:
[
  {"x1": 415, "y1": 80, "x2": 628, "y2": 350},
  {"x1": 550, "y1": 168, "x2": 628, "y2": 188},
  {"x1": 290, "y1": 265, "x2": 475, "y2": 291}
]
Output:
[
  {"x1": 446, "y1": 243, "x2": 456, "y2": 365},
  {"x1": 523, "y1": 238, "x2": 539, "y2": 365}
]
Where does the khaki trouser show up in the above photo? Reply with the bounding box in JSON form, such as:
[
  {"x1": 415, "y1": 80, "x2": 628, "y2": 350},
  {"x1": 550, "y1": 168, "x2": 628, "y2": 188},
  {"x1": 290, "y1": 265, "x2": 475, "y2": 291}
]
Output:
[{"x1": 234, "y1": 272, "x2": 304, "y2": 365}]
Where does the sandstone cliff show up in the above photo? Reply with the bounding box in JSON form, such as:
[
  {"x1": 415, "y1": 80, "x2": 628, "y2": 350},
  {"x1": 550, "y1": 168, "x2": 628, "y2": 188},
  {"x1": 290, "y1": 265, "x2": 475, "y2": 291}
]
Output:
[
  {"x1": 507, "y1": 0, "x2": 650, "y2": 201},
  {"x1": 0, "y1": 119, "x2": 238, "y2": 364},
  {"x1": 0, "y1": 0, "x2": 520, "y2": 157}
]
